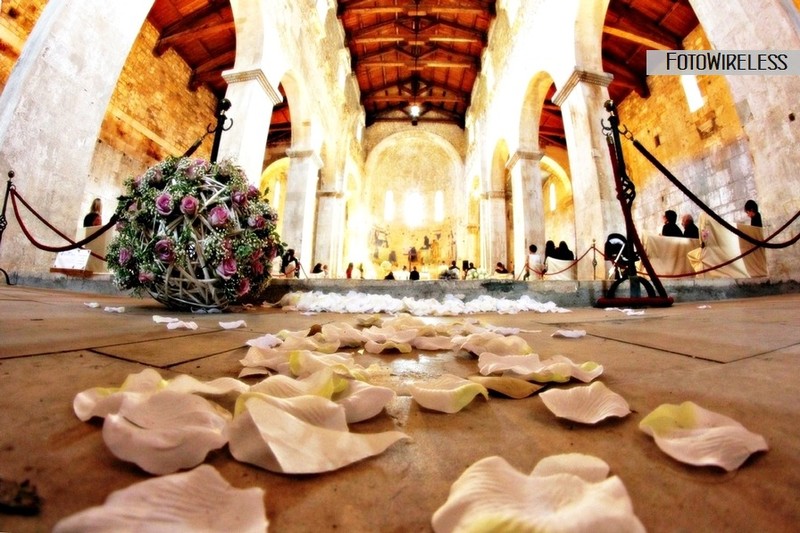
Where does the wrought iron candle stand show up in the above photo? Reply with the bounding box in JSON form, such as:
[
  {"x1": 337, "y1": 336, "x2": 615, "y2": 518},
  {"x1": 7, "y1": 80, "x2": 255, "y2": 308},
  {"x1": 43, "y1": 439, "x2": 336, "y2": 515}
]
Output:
[{"x1": 596, "y1": 100, "x2": 672, "y2": 308}]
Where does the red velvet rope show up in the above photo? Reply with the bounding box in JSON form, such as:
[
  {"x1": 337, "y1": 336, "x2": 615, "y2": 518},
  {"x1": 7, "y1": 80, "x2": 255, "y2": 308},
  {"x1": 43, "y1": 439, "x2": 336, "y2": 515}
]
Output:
[{"x1": 10, "y1": 188, "x2": 115, "y2": 260}]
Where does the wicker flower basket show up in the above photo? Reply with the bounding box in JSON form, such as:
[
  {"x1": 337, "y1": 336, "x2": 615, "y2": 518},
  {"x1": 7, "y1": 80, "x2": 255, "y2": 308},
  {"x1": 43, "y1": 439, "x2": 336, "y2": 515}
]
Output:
[{"x1": 107, "y1": 157, "x2": 283, "y2": 311}]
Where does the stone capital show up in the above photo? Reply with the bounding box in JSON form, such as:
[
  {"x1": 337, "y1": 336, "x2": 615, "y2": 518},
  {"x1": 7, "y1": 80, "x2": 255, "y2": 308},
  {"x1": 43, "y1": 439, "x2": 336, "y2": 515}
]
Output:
[
  {"x1": 317, "y1": 190, "x2": 344, "y2": 199},
  {"x1": 506, "y1": 149, "x2": 544, "y2": 171},
  {"x1": 285, "y1": 148, "x2": 323, "y2": 168},
  {"x1": 221, "y1": 67, "x2": 283, "y2": 106},
  {"x1": 481, "y1": 190, "x2": 506, "y2": 200},
  {"x1": 552, "y1": 69, "x2": 614, "y2": 107}
]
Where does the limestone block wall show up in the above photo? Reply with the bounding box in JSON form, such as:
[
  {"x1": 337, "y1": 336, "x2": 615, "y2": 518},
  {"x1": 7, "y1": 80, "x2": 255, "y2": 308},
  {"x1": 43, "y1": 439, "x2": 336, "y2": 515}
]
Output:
[
  {"x1": 620, "y1": 27, "x2": 757, "y2": 237},
  {"x1": 0, "y1": 0, "x2": 45, "y2": 92}
]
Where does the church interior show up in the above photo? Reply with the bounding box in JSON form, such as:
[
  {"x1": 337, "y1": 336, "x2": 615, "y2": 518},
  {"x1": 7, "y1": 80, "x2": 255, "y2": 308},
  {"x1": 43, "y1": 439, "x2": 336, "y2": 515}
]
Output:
[{"x1": 1, "y1": 0, "x2": 800, "y2": 531}]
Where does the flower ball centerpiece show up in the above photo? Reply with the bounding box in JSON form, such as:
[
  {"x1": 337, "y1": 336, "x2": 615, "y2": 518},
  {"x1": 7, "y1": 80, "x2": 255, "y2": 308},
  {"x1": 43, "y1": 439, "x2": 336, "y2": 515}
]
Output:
[{"x1": 107, "y1": 156, "x2": 283, "y2": 311}]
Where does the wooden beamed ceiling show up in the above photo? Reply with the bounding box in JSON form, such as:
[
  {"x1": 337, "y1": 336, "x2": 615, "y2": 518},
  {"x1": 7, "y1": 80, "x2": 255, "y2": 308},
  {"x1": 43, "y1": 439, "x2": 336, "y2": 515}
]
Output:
[{"x1": 146, "y1": 0, "x2": 698, "y2": 149}]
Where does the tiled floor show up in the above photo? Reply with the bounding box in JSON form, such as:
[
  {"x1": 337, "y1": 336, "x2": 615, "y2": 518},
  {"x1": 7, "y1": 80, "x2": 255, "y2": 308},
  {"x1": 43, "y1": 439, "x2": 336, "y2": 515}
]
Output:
[{"x1": 1, "y1": 285, "x2": 799, "y2": 532}]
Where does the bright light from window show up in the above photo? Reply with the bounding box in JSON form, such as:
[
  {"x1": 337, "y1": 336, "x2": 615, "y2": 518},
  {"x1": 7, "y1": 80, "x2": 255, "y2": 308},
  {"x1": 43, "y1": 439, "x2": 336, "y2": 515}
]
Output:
[
  {"x1": 549, "y1": 182, "x2": 556, "y2": 212},
  {"x1": 384, "y1": 190, "x2": 394, "y2": 221},
  {"x1": 409, "y1": 105, "x2": 421, "y2": 117},
  {"x1": 404, "y1": 191, "x2": 424, "y2": 227},
  {"x1": 273, "y1": 180, "x2": 281, "y2": 207},
  {"x1": 680, "y1": 75, "x2": 704, "y2": 112},
  {"x1": 435, "y1": 190, "x2": 444, "y2": 222}
]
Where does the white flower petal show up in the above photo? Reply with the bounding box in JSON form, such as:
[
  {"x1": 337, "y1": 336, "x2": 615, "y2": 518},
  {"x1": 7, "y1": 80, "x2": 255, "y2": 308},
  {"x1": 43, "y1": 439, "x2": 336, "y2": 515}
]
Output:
[
  {"x1": 334, "y1": 379, "x2": 397, "y2": 423},
  {"x1": 432, "y1": 455, "x2": 645, "y2": 533},
  {"x1": 245, "y1": 333, "x2": 283, "y2": 349},
  {"x1": 53, "y1": 465, "x2": 267, "y2": 533},
  {"x1": 102, "y1": 390, "x2": 230, "y2": 475},
  {"x1": 639, "y1": 401, "x2": 768, "y2": 471},
  {"x1": 412, "y1": 336, "x2": 455, "y2": 351},
  {"x1": 467, "y1": 375, "x2": 544, "y2": 399},
  {"x1": 551, "y1": 329, "x2": 587, "y2": 338},
  {"x1": 320, "y1": 322, "x2": 367, "y2": 347},
  {"x1": 250, "y1": 367, "x2": 337, "y2": 399},
  {"x1": 237, "y1": 392, "x2": 349, "y2": 431},
  {"x1": 540, "y1": 382, "x2": 631, "y2": 424},
  {"x1": 167, "y1": 320, "x2": 198, "y2": 330},
  {"x1": 454, "y1": 332, "x2": 533, "y2": 356},
  {"x1": 531, "y1": 453, "x2": 611, "y2": 482},
  {"x1": 408, "y1": 374, "x2": 489, "y2": 413},
  {"x1": 165, "y1": 375, "x2": 249, "y2": 396},
  {"x1": 84, "y1": 302, "x2": 100, "y2": 308},
  {"x1": 228, "y1": 395, "x2": 409, "y2": 474},
  {"x1": 104, "y1": 306, "x2": 125, "y2": 313},
  {"x1": 152, "y1": 315, "x2": 178, "y2": 323},
  {"x1": 364, "y1": 339, "x2": 413, "y2": 354},
  {"x1": 288, "y1": 350, "x2": 363, "y2": 377},
  {"x1": 72, "y1": 369, "x2": 166, "y2": 421},
  {"x1": 219, "y1": 320, "x2": 246, "y2": 329}
]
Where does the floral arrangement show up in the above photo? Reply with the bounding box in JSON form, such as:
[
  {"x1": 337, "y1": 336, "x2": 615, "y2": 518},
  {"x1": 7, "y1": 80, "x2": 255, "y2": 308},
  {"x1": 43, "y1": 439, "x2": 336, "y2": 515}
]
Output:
[{"x1": 107, "y1": 157, "x2": 283, "y2": 310}]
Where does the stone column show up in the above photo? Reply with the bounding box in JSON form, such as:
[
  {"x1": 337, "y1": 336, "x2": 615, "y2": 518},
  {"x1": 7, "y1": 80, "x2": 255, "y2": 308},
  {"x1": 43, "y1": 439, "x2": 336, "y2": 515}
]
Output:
[
  {"x1": 283, "y1": 148, "x2": 322, "y2": 272},
  {"x1": 507, "y1": 149, "x2": 545, "y2": 275},
  {"x1": 314, "y1": 190, "x2": 345, "y2": 276},
  {"x1": 220, "y1": 67, "x2": 282, "y2": 184},
  {"x1": 0, "y1": 0, "x2": 154, "y2": 276},
  {"x1": 553, "y1": 69, "x2": 622, "y2": 279},
  {"x1": 481, "y1": 191, "x2": 508, "y2": 271}
]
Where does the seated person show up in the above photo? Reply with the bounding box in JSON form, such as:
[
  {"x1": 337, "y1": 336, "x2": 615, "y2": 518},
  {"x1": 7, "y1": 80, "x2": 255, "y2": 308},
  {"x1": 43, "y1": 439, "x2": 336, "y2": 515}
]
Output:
[
  {"x1": 556, "y1": 241, "x2": 574, "y2": 261},
  {"x1": 525, "y1": 244, "x2": 543, "y2": 280},
  {"x1": 661, "y1": 210, "x2": 683, "y2": 237},
  {"x1": 494, "y1": 262, "x2": 509, "y2": 274},
  {"x1": 744, "y1": 199, "x2": 762, "y2": 227},
  {"x1": 681, "y1": 214, "x2": 699, "y2": 239},
  {"x1": 409, "y1": 266, "x2": 420, "y2": 280},
  {"x1": 311, "y1": 263, "x2": 323, "y2": 274}
]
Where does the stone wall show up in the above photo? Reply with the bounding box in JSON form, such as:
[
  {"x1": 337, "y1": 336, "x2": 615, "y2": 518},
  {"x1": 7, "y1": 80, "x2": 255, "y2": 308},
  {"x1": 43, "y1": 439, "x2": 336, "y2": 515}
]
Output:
[
  {"x1": 619, "y1": 26, "x2": 757, "y2": 236},
  {"x1": 0, "y1": 0, "x2": 45, "y2": 92}
]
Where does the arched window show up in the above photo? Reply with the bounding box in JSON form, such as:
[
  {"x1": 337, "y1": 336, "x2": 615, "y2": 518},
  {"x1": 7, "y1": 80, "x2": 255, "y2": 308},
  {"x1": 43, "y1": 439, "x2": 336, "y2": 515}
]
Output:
[
  {"x1": 384, "y1": 190, "x2": 394, "y2": 221},
  {"x1": 434, "y1": 190, "x2": 444, "y2": 222},
  {"x1": 680, "y1": 75, "x2": 704, "y2": 112},
  {"x1": 404, "y1": 191, "x2": 424, "y2": 227}
]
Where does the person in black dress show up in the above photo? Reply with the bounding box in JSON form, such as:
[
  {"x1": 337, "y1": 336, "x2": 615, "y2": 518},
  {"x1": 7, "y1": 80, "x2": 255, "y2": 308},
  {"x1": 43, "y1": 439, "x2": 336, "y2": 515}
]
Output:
[{"x1": 661, "y1": 210, "x2": 683, "y2": 237}]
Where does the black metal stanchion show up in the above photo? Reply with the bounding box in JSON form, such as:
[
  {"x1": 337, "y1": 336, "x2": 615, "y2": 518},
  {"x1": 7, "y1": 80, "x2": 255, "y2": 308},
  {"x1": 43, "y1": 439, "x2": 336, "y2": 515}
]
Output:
[
  {"x1": 0, "y1": 170, "x2": 15, "y2": 285},
  {"x1": 596, "y1": 101, "x2": 672, "y2": 308},
  {"x1": 209, "y1": 98, "x2": 233, "y2": 163}
]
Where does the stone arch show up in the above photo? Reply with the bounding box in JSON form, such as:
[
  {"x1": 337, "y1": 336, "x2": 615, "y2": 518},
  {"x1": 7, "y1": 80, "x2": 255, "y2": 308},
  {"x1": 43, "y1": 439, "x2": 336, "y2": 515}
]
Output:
[
  {"x1": 365, "y1": 130, "x2": 463, "y2": 272},
  {"x1": 260, "y1": 157, "x2": 289, "y2": 236}
]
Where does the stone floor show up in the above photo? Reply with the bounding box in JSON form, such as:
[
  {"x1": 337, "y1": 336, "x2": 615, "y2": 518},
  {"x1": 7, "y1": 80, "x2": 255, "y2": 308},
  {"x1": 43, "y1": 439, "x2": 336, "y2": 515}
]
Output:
[{"x1": 1, "y1": 284, "x2": 799, "y2": 532}]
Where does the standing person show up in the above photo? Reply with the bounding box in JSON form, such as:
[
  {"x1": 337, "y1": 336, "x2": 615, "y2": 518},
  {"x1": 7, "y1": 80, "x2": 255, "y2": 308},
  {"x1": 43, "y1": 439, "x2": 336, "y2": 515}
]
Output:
[
  {"x1": 681, "y1": 214, "x2": 700, "y2": 238},
  {"x1": 557, "y1": 241, "x2": 574, "y2": 261},
  {"x1": 526, "y1": 244, "x2": 543, "y2": 280},
  {"x1": 661, "y1": 210, "x2": 683, "y2": 237},
  {"x1": 744, "y1": 199, "x2": 762, "y2": 227},
  {"x1": 409, "y1": 266, "x2": 420, "y2": 280},
  {"x1": 83, "y1": 198, "x2": 102, "y2": 227},
  {"x1": 345, "y1": 262, "x2": 354, "y2": 279}
]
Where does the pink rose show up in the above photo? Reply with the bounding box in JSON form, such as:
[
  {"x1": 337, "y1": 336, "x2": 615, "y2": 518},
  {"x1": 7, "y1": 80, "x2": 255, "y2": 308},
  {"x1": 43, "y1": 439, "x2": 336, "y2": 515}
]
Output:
[
  {"x1": 248, "y1": 215, "x2": 266, "y2": 229},
  {"x1": 118, "y1": 248, "x2": 132, "y2": 265},
  {"x1": 208, "y1": 205, "x2": 229, "y2": 227},
  {"x1": 155, "y1": 193, "x2": 173, "y2": 216},
  {"x1": 237, "y1": 278, "x2": 251, "y2": 296},
  {"x1": 154, "y1": 238, "x2": 175, "y2": 263},
  {"x1": 216, "y1": 257, "x2": 237, "y2": 279},
  {"x1": 232, "y1": 190, "x2": 247, "y2": 207},
  {"x1": 180, "y1": 195, "x2": 199, "y2": 216},
  {"x1": 247, "y1": 185, "x2": 260, "y2": 200},
  {"x1": 138, "y1": 271, "x2": 155, "y2": 283}
]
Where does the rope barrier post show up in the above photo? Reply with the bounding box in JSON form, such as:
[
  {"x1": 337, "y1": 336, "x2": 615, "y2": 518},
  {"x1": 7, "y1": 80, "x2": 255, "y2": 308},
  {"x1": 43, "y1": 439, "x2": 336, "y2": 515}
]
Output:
[
  {"x1": 596, "y1": 101, "x2": 672, "y2": 308},
  {"x1": 209, "y1": 98, "x2": 233, "y2": 163},
  {"x1": 592, "y1": 238, "x2": 597, "y2": 280},
  {"x1": 0, "y1": 170, "x2": 15, "y2": 285}
]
